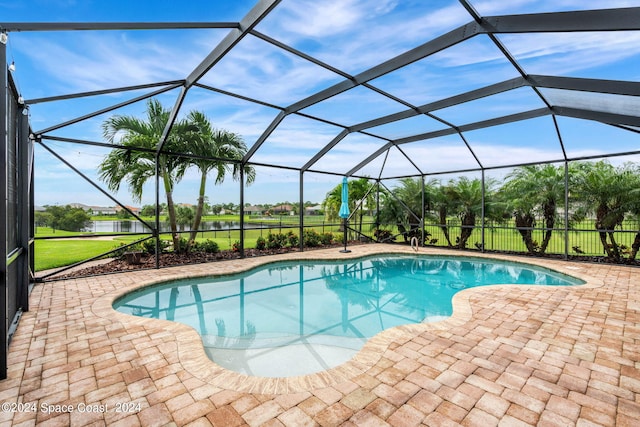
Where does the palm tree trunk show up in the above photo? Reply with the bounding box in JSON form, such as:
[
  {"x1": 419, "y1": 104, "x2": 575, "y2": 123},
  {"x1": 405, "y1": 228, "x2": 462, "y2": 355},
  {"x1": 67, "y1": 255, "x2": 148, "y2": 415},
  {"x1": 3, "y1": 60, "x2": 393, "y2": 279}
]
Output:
[
  {"x1": 189, "y1": 172, "x2": 207, "y2": 244},
  {"x1": 458, "y1": 213, "x2": 475, "y2": 249},
  {"x1": 539, "y1": 202, "x2": 555, "y2": 254},
  {"x1": 439, "y1": 208, "x2": 453, "y2": 247},
  {"x1": 515, "y1": 212, "x2": 536, "y2": 254},
  {"x1": 607, "y1": 232, "x2": 621, "y2": 261},
  {"x1": 630, "y1": 232, "x2": 640, "y2": 260}
]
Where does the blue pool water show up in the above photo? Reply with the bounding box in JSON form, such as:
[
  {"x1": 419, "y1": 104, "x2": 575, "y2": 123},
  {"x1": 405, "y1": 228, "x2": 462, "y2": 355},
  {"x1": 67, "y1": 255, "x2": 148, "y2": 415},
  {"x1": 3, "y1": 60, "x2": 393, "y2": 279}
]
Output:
[{"x1": 114, "y1": 255, "x2": 582, "y2": 376}]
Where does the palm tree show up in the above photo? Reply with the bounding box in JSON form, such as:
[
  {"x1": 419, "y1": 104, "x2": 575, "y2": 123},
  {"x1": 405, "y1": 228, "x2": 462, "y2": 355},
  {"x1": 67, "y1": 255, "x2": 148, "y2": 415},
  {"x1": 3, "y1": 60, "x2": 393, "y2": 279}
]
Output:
[
  {"x1": 445, "y1": 177, "x2": 488, "y2": 249},
  {"x1": 629, "y1": 186, "x2": 640, "y2": 260},
  {"x1": 323, "y1": 177, "x2": 374, "y2": 239},
  {"x1": 349, "y1": 177, "x2": 375, "y2": 237},
  {"x1": 184, "y1": 111, "x2": 255, "y2": 247},
  {"x1": 376, "y1": 188, "x2": 410, "y2": 242},
  {"x1": 323, "y1": 185, "x2": 341, "y2": 223},
  {"x1": 99, "y1": 98, "x2": 192, "y2": 252},
  {"x1": 431, "y1": 182, "x2": 454, "y2": 247},
  {"x1": 502, "y1": 164, "x2": 565, "y2": 254},
  {"x1": 571, "y1": 161, "x2": 635, "y2": 260}
]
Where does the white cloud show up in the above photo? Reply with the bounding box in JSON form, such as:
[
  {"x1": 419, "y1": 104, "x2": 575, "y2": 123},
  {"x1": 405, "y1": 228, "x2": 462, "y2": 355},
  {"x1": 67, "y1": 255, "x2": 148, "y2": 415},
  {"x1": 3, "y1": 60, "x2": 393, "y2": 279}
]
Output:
[
  {"x1": 272, "y1": 0, "x2": 364, "y2": 38},
  {"x1": 200, "y1": 35, "x2": 342, "y2": 106},
  {"x1": 473, "y1": 0, "x2": 640, "y2": 15},
  {"x1": 499, "y1": 31, "x2": 640, "y2": 77},
  {"x1": 14, "y1": 31, "x2": 215, "y2": 95}
]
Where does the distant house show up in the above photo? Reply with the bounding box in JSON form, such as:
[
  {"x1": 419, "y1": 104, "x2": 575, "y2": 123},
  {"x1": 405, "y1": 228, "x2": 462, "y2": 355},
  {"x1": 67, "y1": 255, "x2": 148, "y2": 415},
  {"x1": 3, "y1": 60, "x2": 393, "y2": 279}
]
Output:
[
  {"x1": 69, "y1": 202, "x2": 90, "y2": 210},
  {"x1": 305, "y1": 205, "x2": 323, "y2": 215},
  {"x1": 90, "y1": 205, "x2": 117, "y2": 215},
  {"x1": 116, "y1": 205, "x2": 141, "y2": 215},
  {"x1": 271, "y1": 204, "x2": 294, "y2": 215},
  {"x1": 244, "y1": 205, "x2": 264, "y2": 216},
  {"x1": 69, "y1": 203, "x2": 118, "y2": 215}
]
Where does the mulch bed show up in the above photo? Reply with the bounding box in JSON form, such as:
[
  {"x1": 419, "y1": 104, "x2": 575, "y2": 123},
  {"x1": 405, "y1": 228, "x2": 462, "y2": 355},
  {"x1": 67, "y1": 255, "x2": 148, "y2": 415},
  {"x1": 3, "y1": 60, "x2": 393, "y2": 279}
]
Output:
[{"x1": 51, "y1": 242, "x2": 363, "y2": 280}]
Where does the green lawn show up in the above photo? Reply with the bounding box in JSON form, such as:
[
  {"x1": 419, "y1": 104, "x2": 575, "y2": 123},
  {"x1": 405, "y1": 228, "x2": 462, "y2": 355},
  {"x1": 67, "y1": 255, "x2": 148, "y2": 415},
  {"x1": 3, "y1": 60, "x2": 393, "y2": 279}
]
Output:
[
  {"x1": 35, "y1": 227, "x2": 143, "y2": 271},
  {"x1": 35, "y1": 239, "x2": 125, "y2": 271}
]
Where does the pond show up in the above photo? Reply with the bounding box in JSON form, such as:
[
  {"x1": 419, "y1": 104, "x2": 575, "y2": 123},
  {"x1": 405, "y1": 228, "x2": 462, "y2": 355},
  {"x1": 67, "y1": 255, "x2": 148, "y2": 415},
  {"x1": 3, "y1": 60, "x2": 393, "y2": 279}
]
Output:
[{"x1": 87, "y1": 219, "x2": 277, "y2": 233}]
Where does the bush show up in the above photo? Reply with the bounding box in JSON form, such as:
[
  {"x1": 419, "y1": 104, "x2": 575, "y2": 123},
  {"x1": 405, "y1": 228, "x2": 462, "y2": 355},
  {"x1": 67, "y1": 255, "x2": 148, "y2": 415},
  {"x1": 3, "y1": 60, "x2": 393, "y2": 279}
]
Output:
[
  {"x1": 141, "y1": 238, "x2": 169, "y2": 254},
  {"x1": 303, "y1": 229, "x2": 321, "y2": 247},
  {"x1": 232, "y1": 240, "x2": 241, "y2": 252},
  {"x1": 266, "y1": 233, "x2": 288, "y2": 249},
  {"x1": 174, "y1": 237, "x2": 190, "y2": 253},
  {"x1": 256, "y1": 236, "x2": 266, "y2": 250},
  {"x1": 320, "y1": 232, "x2": 334, "y2": 245},
  {"x1": 374, "y1": 228, "x2": 393, "y2": 241},
  {"x1": 287, "y1": 231, "x2": 299, "y2": 247},
  {"x1": 194, "y1": 239, "x2": 219, "y2": 253}
]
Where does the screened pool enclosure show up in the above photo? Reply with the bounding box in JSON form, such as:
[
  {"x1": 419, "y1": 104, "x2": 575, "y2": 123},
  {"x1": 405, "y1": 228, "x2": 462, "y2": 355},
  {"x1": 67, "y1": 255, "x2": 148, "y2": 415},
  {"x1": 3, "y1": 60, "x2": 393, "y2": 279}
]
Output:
[{"x1": 1, "y1": 1, "x2": 640, "y2": 378}]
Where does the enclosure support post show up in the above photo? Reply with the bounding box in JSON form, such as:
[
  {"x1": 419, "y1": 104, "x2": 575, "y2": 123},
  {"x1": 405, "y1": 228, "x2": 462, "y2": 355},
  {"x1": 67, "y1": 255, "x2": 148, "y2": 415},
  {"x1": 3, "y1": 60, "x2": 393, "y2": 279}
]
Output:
[
  {"x1": 1, "y1": 32, "x2": 8, "y2": 380},
  {"x1": 564, "y1": 161, "x2": 569, "y2": 260},
  {"x1": 18, "y1": 104, "x2": 31, "y2": 312},
  {"x1": 299, "y1": 171, "x2": 304, "y2": 252},
  {"x1": 154, "y1": 157, "x2": 160, "y2": 269},
  {"x1": 481, "y1": 169, "x2": 486, "y2": 253},
  {"x1": 421, "y1": 175, "x2": 425, "y2": 247},
  {"x1": 376, "y1": 180, "x2": 380, "y2": 238},
  {"x1": 239, "y1": 167, "x2": 245, "y2": 258}
]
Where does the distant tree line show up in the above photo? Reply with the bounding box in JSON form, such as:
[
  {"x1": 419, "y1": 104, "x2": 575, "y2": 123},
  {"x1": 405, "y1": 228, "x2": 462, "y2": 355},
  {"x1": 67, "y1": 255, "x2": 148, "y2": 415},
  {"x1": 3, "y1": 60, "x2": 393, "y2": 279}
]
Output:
[{"x1": 35, "y1": 205, "x2": 92, "y2": 232}]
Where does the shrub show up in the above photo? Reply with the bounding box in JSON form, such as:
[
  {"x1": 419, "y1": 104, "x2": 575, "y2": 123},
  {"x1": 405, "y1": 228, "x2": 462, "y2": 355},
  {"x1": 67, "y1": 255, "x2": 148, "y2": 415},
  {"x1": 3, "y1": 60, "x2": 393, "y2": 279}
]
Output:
[
  {"x1": 174, "y1": 237, "x2": 190, "y2": 253},
  {"x1": 195, "y1": 239, "x2": 219, "y2": 253},
  {"x1": 256, "y1": 236, "x2": 266, "y2": 250},
  {"x1": 287, "y1": 231, "x2": 299, "y2": 247},
  {"x1": 141, "y1": 238, "x2": 169, "y2": 254},
  {"x1": 232, "y1": 240, "x2": 241, "y2": 252},
  {"x1": 374, "y1": 228, "x2": 393, "y2": 241},
  {"x1": 303, "y1": 229, "x2": 321, "y2": 247},
  {"x1": 266, "y1": 232, "x2": 287, "y2": 249},
  {"x1": 320, "y1": 232, "x2": 334, "y2": 245}
]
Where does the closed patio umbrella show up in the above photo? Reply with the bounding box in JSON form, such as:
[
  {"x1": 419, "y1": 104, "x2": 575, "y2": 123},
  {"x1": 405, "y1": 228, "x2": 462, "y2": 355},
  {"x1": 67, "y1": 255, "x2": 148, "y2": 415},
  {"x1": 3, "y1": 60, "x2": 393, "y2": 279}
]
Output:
[{"x1": 339, "y1": 177, "x2": 351, "y2": 253}]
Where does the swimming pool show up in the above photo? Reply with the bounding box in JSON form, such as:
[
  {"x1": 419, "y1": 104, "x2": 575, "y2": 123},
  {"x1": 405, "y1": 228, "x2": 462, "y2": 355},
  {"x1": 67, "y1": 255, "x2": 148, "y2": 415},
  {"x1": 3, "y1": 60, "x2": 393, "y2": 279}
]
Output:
[{"x1": 114, "y1": 254, "x2": 583, "y2": 376}]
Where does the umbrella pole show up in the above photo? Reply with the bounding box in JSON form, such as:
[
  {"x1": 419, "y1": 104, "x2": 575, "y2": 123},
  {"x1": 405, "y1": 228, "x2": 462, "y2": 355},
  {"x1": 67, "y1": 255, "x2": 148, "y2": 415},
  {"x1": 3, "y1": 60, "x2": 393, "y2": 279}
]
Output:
[{"x1": 340, "y1": 218, "x2": 351, "y2": 253}]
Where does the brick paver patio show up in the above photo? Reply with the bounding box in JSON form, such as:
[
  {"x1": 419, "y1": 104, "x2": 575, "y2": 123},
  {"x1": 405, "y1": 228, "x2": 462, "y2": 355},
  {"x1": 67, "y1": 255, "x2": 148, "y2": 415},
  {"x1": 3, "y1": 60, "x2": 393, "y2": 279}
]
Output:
[{"x1": 1, "y1": 245, "x2": 638, "y2": 426}]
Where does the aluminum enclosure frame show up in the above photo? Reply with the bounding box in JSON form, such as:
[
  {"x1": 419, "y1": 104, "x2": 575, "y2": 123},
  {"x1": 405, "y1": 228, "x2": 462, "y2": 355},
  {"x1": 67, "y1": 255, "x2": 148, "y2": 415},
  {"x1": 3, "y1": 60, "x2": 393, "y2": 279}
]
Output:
[{"x1": 0, "y1": 2, "x2": 638, "y2": 296}]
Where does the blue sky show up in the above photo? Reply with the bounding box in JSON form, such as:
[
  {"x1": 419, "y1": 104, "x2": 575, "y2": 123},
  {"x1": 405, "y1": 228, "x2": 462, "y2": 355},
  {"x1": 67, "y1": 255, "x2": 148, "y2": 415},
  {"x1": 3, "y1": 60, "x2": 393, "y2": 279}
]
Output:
[{"x1": 3, "y1": 0, "x2": 640, "y2": 208}]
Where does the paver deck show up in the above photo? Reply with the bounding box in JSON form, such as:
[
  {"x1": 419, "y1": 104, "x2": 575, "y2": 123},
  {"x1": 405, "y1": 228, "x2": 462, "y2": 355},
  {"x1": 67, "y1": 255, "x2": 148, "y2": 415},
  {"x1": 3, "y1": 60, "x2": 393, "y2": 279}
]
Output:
[{"x1": 1, "y1": 245, "x2": 638, "y2": 426}]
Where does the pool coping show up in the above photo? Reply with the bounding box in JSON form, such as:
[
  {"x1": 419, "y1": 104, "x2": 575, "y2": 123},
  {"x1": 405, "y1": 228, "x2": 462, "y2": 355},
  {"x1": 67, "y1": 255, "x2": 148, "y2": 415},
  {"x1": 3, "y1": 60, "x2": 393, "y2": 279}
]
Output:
[{"x1": 91, "y1": 245, "x2": 604, "y2": 394}]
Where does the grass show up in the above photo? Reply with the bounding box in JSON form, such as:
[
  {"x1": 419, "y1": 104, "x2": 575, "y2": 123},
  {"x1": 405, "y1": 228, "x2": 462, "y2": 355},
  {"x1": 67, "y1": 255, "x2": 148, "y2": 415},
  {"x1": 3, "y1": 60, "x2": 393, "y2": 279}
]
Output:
[
  {"x1": 33, "y1": 222, "x2": 342, "y2": 272},
  {"x1": 35, "y1": 240, "x2": 123, "y2": 271},
  {"x1": 35, "y1": 227, "x2": 143, "y2": 271}
]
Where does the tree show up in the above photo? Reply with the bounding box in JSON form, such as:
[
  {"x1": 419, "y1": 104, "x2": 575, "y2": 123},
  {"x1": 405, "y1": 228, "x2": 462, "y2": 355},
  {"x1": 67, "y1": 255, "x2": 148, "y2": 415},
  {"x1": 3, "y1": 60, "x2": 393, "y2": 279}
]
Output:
[
  {"x1": 99, "y1": 98, "x2": 193, "y2": 252},
  {"x1": 445, "y1": 177, "x2": 496, "y2": 249},
  {"x1": 322, "y1": 185, "x2": 341, "y2": 223},
  {"x1": 431, "y1": 182, "x2": 454, "y2": 247},
  {"x1": 376, "y1": 178, "x2": 437, "y2": 243},
  {"x1": 571, "y1": 161, "x2": 637, "y2": 260},
  {"x1": 184, "y1": 111, "x2": 255, "y2": 247},
  {"x1": 628, "y1": 185, "x2": 640, "y2": 260},
  {"x1": 175, "y1": 205, "x2": 195, "y2": 231},
  {"x1": 140, "y1": 204, "x2": 156, "y2": 217},
  {"x1": 43, "y1": 205, "x2": 92, "y2": 232},
  {"x1": 323, "y1": 177, "x2": 375, "y2": 240},
  {"x1": 502, "y1": 164, "x2": 565, "y2": 254}
]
